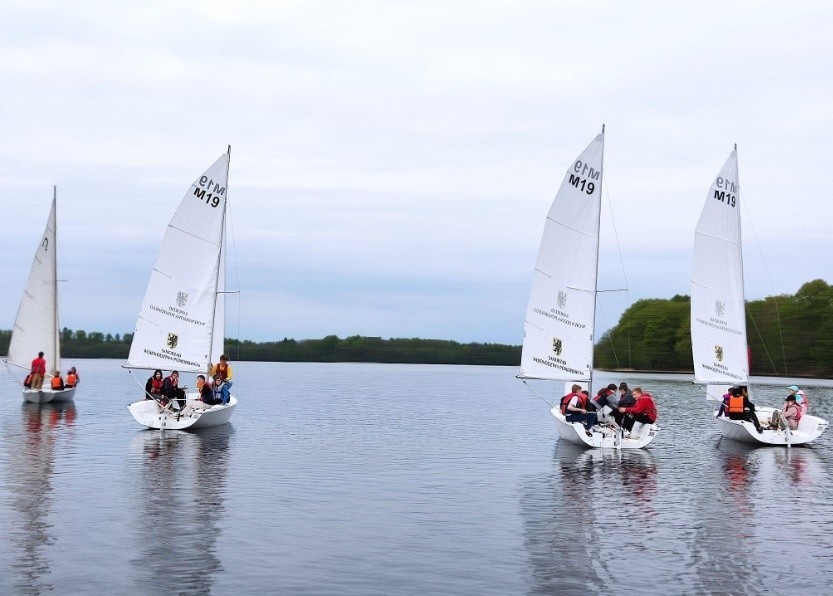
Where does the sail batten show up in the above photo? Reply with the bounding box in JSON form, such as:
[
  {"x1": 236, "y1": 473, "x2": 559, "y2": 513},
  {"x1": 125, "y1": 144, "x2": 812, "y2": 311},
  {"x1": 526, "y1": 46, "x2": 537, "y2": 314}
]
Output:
[
  {"x1": 519, "y1": 132, "x2": 604, "y2": 382},
  {"x1": 126, "y1": 153, "x2": 229, "y2": 373},
  {"x1": 690, "y1": 149, "x2": 748, "y2": 385}
]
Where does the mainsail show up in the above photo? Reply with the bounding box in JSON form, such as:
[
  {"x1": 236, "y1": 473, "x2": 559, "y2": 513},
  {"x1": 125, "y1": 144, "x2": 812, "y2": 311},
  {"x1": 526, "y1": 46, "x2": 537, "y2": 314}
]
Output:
[
  {"x1": 8, "y1": 192, "x2": 61, "y2": 373},
  {"x1": 690, "y1": 148, "x2": 748, "y2": 385},
  {"x1": 126, "y1": 153, "x2": 229, "y2": 373},
  {"x1": 519, "y1": 132, "x2": 604, "y2": 381}
]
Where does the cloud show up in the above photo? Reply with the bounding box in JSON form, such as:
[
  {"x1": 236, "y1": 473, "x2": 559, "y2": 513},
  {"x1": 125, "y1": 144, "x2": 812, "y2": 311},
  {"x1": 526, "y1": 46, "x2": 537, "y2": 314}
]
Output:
[{"x1": 1, "y1": 1, "x2": 832, "y2": 345}]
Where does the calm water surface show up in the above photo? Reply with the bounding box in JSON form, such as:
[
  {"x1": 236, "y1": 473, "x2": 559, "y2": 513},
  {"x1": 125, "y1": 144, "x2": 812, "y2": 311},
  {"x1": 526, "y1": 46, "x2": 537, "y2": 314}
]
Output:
[{"x1": 1, "y1": 361, "x2": 831, "y2": 595}]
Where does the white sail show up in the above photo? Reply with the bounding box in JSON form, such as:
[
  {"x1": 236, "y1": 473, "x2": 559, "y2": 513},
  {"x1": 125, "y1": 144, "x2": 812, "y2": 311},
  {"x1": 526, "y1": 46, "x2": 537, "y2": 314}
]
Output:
[
  {"x1": 690, "y1": 149, "x2": 748, "y2": 384},
  {"x1": 519, "y1": 132, "x2": 604, "y2": 381},
  {"x1": 8, "y1": 191, "x2": 61, "y2": 374},
  {"x1": 126, "y1": 153, "x2": 229, "y2": 373}
]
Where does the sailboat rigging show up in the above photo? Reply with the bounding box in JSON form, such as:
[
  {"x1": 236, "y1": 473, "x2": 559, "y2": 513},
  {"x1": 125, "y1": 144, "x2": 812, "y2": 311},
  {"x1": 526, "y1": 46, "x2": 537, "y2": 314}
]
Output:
[
  {"x1": 518, "y1": 128, "x2": 659, "y2": 449},
  {"x1": 126, "y1": 149, "x2": 237, "y2": 430},
  {"x1": 5, "y1": 189, "x2": 76, "y2": 404},
  {"x1": 690, "y1": 146, "x2": 827, "y2": 445}
]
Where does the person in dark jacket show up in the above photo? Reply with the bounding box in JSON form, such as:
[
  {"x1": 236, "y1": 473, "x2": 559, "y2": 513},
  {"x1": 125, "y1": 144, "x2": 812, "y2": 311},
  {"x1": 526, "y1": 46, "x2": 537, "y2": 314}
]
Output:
[{"x1": 162, "y1": 370, "x2": 186, "y2": 410}]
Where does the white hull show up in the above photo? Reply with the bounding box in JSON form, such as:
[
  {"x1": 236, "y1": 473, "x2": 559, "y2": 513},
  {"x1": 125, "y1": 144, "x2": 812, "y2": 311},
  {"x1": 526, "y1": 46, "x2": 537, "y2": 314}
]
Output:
[
  {"x1": 715, "y1": 407, "x2": 828, "y2": 446},
  {"x1": 550, "y1": 406, "x2": 659, "y2": 449},
  {"x1": 23, "y1": 386, "x2": 76, "y2": 404},
  {"x1": 128, "y1": 394, "x2": 237, "y2": 430}
]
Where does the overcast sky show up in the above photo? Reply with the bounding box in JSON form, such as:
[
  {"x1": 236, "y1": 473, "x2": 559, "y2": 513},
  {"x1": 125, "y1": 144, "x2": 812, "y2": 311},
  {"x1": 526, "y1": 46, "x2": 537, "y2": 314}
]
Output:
[{"x1": 1, "y1": 1, "x2": 831, "y2": 346}]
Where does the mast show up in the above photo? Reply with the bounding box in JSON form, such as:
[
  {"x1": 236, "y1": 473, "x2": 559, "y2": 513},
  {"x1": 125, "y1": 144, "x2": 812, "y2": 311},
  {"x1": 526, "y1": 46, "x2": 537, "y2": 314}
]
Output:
[
  {"x1": 52, "y1": 186, "x2": 60, "y2": 372},
  {"x1": 735, "y1": 143, "x2": 748, "y2": 357},
  {"x1": 588, "y1": 125, "x2": 605, "y2": 392},
  {"x1": 206, "y1": 147, "x2": 230, "y2": 370}
]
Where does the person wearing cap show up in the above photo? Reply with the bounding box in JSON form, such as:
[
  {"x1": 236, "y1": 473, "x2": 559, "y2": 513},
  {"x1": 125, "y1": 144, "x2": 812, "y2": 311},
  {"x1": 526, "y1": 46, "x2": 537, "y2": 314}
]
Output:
[
  {"x1": 786, "y1": 385, "x2": 809, "y2": 414},
  {"x1": 774, "y1": 393, "x2": 802, "y2": 430}
]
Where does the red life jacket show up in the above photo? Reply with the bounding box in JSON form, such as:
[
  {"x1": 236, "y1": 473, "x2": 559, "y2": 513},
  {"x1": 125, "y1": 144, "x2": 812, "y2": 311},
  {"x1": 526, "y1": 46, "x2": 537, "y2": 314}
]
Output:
[
  {"x1": 150, "y1": 378, "x2": 164, "y2": 394},
  {"x1": 560, "y1": 392, "x2": 586, "y2": 415}
]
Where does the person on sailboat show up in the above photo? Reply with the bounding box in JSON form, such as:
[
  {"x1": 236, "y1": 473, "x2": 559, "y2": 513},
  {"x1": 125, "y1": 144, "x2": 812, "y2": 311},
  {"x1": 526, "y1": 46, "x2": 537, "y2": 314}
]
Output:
[
  {"x1": 786, "y1": 385, "x2": 809, "y2": 414},
  {"x1": 51, "y1": 371, "x2": 65, "y2": 390},
  {"x1": 209, "y1": 354, "x2": 233, "y2": 404},
  {"x1": 611, "y1": 382, "x2": 635, "y2": 426},
  {"x1": 144, "y1": 369, "x2": 164, "y2": 400},
  {"x1": 561, "y1": 384, "x2": 597, "y2": 435},
  {"x1": 161, "y1": 371, "x2": 186, "y2": 410},
  {"x1": 30, "y1": 351, "x2": 46, "y2": 390},
  {"x1": 67, "y1": 366, "x2": 79, "y2": 386},
  {"x1": 725, "y1": 386, "x2": 763, "y2": 433},
  {"x1": 590, "y1": 384, "x2": 619, "y2": 423},
  {"x1": 617, "y1": 387, "x2": 657, "y2": 433},
  {"x1": 773, "y1": 393, "x2": 802, "y2": 430},
  {"x1": 196, "y1": 374, "x2": 221, "y2": 405}
]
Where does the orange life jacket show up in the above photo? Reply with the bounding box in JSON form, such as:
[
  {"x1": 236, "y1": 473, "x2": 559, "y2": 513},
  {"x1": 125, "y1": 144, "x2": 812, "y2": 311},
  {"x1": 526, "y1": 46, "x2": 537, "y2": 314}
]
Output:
[
  {"x1": 51, "y1": 376, "x2": 64, "y2": 390},
  {"x1": 66, "y1": 373, "x2": 77, "y2": 387},
  {"x1": 727, "y1": 395, "x2": 745, "y2": 414}
]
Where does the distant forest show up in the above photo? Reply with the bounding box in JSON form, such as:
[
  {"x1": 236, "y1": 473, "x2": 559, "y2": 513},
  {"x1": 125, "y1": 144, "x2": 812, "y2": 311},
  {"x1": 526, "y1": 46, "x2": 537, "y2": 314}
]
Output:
[
  {"x1": 0, "y1": 330, "x2": 521, "y2": 366},
  {"x1": 595, "y1": 279, "x2": 833, "y2": 378},
  {"x1": 2, "y1": 279, "x2": 832, "y2": 375}
]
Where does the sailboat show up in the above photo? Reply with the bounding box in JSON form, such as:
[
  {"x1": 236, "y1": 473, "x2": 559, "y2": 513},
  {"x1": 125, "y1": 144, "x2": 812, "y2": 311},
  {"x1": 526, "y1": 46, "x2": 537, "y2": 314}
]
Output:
[
  {"x1": 126, "y1": 149, "x2": 237, "y2": 430},
  {"x1": 518, "y1": 128, "x2": 659, "y2": 449},
  {"x1": 690, "y1": 147, "x2": 827, "y2": 445},
  {"x1": 4, "y1": 189, "x2": 76, "y2": 404}
]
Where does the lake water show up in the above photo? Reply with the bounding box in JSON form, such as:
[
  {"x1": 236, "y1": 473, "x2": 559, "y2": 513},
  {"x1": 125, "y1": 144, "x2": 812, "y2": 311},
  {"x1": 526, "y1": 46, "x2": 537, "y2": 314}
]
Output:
[{"x1": 1, "y1": 360, "x2": 831, "y2": 595}]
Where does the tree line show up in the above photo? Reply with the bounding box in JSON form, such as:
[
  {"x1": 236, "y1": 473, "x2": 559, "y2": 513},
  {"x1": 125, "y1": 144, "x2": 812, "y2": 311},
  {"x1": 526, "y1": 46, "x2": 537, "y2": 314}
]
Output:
[
  {"x1": 2, "y1": 279, "x2": 831, "y2": 374},
  {"x1": 0, "y1": 330, "x2": 521, "y2": 366},
  {"x1": 595, "y1": 279, "x2": 833, "y2": 377}
]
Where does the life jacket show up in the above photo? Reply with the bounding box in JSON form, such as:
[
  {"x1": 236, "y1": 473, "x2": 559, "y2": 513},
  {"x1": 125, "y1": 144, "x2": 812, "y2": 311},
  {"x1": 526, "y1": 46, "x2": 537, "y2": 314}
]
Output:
[
  {"x1": 727, "y1": 395, "x2": 745, "y2": 415},
  {"x1": 23, "y1": 374, "x2": 32, "y2": 388},
  {"x1": 66, "y1": 373, "x2": 77, "y2": 387},
  {"x1": 796, "y1": 390, "x2": 809, "y2": 414},
  {"x1": 51, "y1": 376, "x2": 64, "y2": 390},
  {"x1": 149, "y1": 378, "x2": 164, "y2": 394},
  {"x1": 214, "y1": 362, "x2": 229, "y2": 380},
  {"x1": 560, "y1": 392, "x2": 585, "y2": 415}
]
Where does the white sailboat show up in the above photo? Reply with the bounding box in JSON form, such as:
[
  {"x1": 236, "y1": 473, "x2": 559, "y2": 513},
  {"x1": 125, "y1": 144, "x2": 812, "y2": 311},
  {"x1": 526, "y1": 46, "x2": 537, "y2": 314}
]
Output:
[
  {"x1": 690, "y1": 147, "x2": 827, "y2": 445},
  {"x1": 518, "y1": 128, "x2": 659, "y2": 449},
  {"x1": 5, "y1": 189, "x2": 76, "y2": 404},
  {"x1": 126, "y1": 150, "x2": 237, "y2": 430}
]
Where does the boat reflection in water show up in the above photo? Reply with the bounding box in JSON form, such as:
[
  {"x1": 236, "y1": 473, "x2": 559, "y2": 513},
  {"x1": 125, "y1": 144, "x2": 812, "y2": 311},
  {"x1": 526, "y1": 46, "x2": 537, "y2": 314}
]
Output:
[
  {"x1": 128, "y1": 425, "x2": 234, "y2": 594},
  {"x1": 4, "y1": 402, "x2": 76, "y2": 595},
  {"x1": 520, "y1": 441, "x2": 658, "y2": 595}
]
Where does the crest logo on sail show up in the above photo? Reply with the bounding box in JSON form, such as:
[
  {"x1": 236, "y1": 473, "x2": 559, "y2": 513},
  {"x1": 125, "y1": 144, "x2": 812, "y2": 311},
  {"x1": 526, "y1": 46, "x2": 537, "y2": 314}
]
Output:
[
  {"x1": 715, "y1": 301, "x2": 725, "y2": 317},
  {"x1": 557, "y1": 291, "x2": 567, "y2": 309},
  {"x1": 167, "y1": 333, "x2": 179, "y2": 349},
  {"x1": 177, "y1": 292, "x2": 189, "y2": 308},
  {"x1": 552, "y1": 338, "x2": 563, "y2": 355},
  {"x1": 714, "y1": 345, "x2": 723, "y2": 362}
]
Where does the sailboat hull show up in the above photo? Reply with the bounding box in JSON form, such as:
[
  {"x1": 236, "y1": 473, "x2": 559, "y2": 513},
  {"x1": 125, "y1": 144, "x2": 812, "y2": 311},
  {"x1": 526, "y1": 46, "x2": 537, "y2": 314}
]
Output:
[
  {"x1": 550, "y1": 406, "x2": 659, "y2": 449},
  {"x1": 715, "y1": 407, "x2": 828, "y2": 446},
  {"x1": 127, "y1": 395, "x2": 237, "y2": 430},
  {"x1": 23, "y1": 387, "x2": 76, "y2": 404}
]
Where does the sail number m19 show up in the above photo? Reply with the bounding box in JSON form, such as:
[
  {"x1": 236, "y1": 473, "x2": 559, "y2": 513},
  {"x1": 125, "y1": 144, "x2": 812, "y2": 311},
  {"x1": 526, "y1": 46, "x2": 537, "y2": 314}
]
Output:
[
  {"x1": 713, "y1": 176, "x2": 737, "y2": 207},
  {"x1": 569, "y1": 159, "x2": 600, "y2": 195},
  {"x1": 193, "y1": 176, "x2": 226, "y2": 208}
]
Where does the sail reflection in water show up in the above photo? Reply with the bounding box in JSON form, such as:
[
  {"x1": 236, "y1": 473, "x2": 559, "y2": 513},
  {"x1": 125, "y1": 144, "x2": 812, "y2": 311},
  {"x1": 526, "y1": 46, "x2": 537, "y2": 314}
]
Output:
[
  {"x1": 3, "y1": 402, "x2": 76, "y2": 595},
  {"x1": 128, "y1": 426, "x2": 233, "y2": 594},
  {"x1": 520, "y1": 442, "x2": 658, "y2": 595}
]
